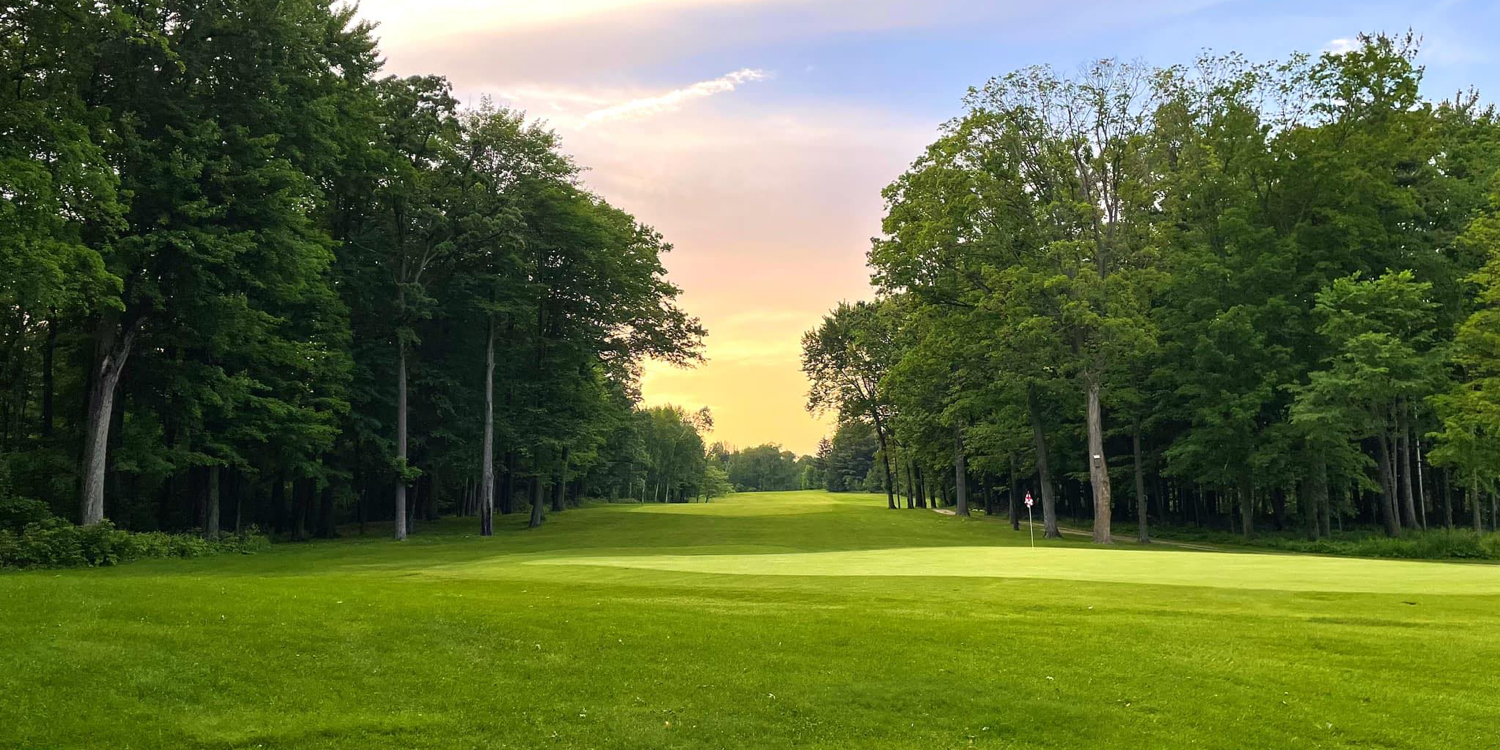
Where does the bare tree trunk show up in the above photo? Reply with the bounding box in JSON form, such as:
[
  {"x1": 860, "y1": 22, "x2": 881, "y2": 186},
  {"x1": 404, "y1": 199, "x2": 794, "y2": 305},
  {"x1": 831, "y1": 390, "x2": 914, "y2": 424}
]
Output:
[
  {"x1": 1026, "y1": 383, "x2": 1060, "y2": 539},
  {"x1": 394, "y1": 343, "x2": 409, "y2": 541},
  {"x1": 1133, "y1": 424, "x2": 1148, "y2": 543},
  {"x1": 1306, "y1": 454, "x2": 1327, "y2": 541},
  {"x1": 204, "y1": 465, "x2": 221, "y2": 539},
  {"x1": 904, "y1": 461, "x2": 914, "y2": 509},
  {"x1": 871, "y1": 412, "x2": 896, "y2": 510},
  {"x1": 480, "y1": 319, "x2": 495, "y2": 536},
  {"x1": 953, "y1": 425, "x2": 969, "y2": 517},
  {"x1": 81, "y1": 319, "x2": 136, "y2": 525},
  {"x1": 528, "y1": 476, "x2": 545, "y2": 528},
  {"x1": 1397, "y1": 407, "x2": 1418, "y2": 530},
  {"x1": 1415, "y1": 437, "x2": 1428, "y2": 530},
  {"x1": 1376, "y1": 429, "x2": 1400, "y2": 537},
  {"x1": 1084, "y1": 376, "x2": 1112, "y2": 544},
  {"x1": 1472, "y1": 474, "x2": 1482, "y2": 533},
  {"x1": 906, "y1": 462, "x2": 918, "y2": 510},
  {"x1": 550, "y1": 449, "x2": 569, "y2": 513}
]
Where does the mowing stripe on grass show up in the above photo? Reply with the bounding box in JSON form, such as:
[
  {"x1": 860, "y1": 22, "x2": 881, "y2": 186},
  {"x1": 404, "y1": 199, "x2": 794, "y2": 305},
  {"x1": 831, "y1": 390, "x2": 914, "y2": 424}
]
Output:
[{"x1": 530, "y1": 545, "x2": 1500, "y2": 594}]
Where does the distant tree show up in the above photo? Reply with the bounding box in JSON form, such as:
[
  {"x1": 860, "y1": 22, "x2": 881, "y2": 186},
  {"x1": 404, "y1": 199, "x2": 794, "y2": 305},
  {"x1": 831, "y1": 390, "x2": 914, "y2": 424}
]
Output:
[
  {"x1": 823, "y1": 422, "x2": 877, "y2": 493},
  {"x1": 724, "y1": 444, "x2": 803, "y2": 492}
]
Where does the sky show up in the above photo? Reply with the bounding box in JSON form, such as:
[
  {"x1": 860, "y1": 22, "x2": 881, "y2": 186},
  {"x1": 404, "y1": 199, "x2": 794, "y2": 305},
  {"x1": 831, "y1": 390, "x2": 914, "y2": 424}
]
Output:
[{"x1": 355, "y1": 0, "x2": 1500, "y2": 455}]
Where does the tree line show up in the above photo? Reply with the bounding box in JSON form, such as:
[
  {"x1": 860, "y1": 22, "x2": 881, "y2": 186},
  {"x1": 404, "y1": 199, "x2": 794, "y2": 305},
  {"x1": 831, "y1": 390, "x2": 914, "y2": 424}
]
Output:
[
  {"x1": 804, "y1": 34, "x2": 1500, "y2": 543},
  {"x1": 0, "y1": 0, "x2": 704, "y2": 541}
]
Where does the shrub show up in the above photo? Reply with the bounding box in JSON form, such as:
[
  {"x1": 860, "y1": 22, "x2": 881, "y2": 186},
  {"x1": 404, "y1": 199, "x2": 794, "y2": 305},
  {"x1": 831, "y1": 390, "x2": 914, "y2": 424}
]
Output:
[
  {"x1": 0, "y1": 519, "x2": 271, "y2": 570},
  {"x1": 0, "y1": 457, "x2": 53, "y2": 532},
  {"x1": 0, "y1": 495, "x2": 52, "y2": 532},
  {"x1": 1249, "y1": 529, "x2": 1499, "y2": 561}
]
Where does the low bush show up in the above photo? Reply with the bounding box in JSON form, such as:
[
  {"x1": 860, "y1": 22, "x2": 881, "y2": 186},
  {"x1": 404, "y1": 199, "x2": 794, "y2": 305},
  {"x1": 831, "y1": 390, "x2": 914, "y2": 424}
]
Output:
[
  {"x1": 0, "y1": 494, "x2": 52, "y2": 531},
  {"x1": 0, "y1": 519, "x2": 271, "y2": 570},
  {"x1": 1153, "y1": 524, "x2": 1500, "y2": 561}
]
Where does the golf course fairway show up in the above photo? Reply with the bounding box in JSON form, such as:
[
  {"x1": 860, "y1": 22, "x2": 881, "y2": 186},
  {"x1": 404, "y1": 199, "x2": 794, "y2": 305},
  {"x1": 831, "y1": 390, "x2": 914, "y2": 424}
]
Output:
[{"x1": 3, "y1": 490, "x2": 1497, "y2": 749}]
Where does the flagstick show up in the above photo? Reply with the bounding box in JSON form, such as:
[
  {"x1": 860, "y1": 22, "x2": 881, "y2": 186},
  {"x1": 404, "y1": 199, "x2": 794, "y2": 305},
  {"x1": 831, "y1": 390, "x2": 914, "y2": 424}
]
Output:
[{"x1": 1024, "y1": 491, "x2": 1035, "y2": 547}]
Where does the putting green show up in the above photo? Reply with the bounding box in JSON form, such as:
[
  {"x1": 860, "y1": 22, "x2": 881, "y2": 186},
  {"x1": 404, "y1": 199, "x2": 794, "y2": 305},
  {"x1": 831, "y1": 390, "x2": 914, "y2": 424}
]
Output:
[{"x1": 533, "y1": 545, "x2": 1500, "y2": 594}]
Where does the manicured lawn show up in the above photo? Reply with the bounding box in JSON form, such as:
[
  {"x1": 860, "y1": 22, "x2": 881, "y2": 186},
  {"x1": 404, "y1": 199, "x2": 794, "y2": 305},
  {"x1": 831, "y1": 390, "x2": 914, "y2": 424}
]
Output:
[{"x1": 4, "y1": 490, "x2": 1499, "y2": 749}]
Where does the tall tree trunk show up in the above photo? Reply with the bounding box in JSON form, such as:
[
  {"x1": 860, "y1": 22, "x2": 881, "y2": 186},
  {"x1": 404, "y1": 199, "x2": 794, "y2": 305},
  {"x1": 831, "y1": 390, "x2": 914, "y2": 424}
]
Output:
[
  {"x1": 1318, "y1": 481, "x2": 1332, "y2": 538},
  {"x1": 394, "y1": 343, "x2": 409, "y2": 541},
  {"x1": 550, "y1": 448, "x2": 569, "y2": 512},
  {"x1": 1026, "y1": 383, "x2": 1060, "y2": 538},
  {"x1": 501, "y1": 451, "x2": 516, "y2": 515},
  {"x1": 1306, "y1": 454, "x2": 1328, "y2": 541},
  {"x1": 528, "y1": 476, "x2": 545, "y2": 528},
  {"x1": 871, "y1": 412, "x2": 896, "y2": 510},
  {"x1": 904, "y1": 461, "x2": 914, "y2": 509},
  {"x1": 1441, "y1": 467, "x2": 1453, "y2": 529},
  {"x1": 233, "y1": 470, "x2": 243, "y2": 535},
  {"x1": 953, "y1": 425, "x2": 969, "y2": 517},
  {"x1": 41, "y1": 316, "x2": 56, "y2": 436},
  {"x1": 1239, "y1": 471, "x2": 1254, "y2": 537},
  {"x1": 480, "y1": 318, "x2": 495, "y2": 536},
  {"x1": 1133, "y1": 424, "x2": 1148, "y2": 543},
  {"x1": 1375, "y1": 429, "x2": 1400, "y2": 537},
  {"x1": 81, "y1": 318, "x2": 137, "y2": 525},
  {"x1": 1272, "y1": 486, "x2": 1288, "y2": 531},
  {"x1": 1084, "y1": 377, "x2": 1112, "y2": 544},
  {"x1": 1415, "y1": 437, "x2": 1428, "y2": 529},
  {"x1": 1397, "y1": 407, "x2": 1418, "y2": 530},
  {"x1": 1472, "y1": 474, "x2": 1482, "y2": 533},
  {"x1": 1007, "y1": 454, "x2": 1019, "y2": 531},
  {"x1": 204, "y1": 465, "x2": 221, "y2": 539},
  {"x1": 912, "y1": 464, "x2": 926, "y2": 508}
]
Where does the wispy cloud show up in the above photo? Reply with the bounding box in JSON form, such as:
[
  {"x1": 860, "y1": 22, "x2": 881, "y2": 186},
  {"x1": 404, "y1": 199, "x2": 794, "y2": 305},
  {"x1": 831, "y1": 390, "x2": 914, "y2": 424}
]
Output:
[
  {"x1": 578, "y1": 69, "x2": 769, "y2": 127},
  {"x1": 1324, "y1": 37, "x2": 1359, "y2": 55}
]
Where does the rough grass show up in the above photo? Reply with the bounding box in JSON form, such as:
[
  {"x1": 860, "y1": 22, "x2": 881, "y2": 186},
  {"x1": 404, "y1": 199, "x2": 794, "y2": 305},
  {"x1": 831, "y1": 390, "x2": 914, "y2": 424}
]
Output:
[{"x1": 3, "y1": 490, "x2": 1499, "y2": 749}]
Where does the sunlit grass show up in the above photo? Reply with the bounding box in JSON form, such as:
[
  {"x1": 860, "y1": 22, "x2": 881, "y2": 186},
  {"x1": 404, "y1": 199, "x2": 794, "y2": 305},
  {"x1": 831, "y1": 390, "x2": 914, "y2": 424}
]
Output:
[{"x1": 3, "y1": 490, "x2": 1498, "y2": 749}]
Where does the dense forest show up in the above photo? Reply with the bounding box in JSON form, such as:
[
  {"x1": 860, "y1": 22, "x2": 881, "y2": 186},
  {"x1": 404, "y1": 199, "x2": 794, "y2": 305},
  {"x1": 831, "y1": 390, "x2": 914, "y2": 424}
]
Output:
[
  {"x1": 805, "y1": 34, "x2": 1500, "y2": 543},
  {"x1": 0, "y1": 0, "x2": 706, "y2": 545}
]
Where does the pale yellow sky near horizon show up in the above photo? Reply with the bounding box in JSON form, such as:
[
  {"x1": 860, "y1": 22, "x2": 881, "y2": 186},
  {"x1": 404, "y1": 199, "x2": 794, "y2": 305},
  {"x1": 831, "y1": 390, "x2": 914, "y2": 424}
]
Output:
[{"x1": 358, "y1": 0, "x2": 936, "y2": 455}]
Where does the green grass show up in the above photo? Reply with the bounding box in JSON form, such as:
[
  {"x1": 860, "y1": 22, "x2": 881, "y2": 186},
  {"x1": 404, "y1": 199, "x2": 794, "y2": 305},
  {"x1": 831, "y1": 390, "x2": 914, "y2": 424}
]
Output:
[{"x1": 4, "y1": 490, "x2": 1499, "y2": 749}]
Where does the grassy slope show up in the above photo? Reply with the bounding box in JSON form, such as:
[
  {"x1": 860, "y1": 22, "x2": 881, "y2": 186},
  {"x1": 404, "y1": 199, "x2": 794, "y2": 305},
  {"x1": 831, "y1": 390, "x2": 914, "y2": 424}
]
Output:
[{"x1": 3, "y1": 490, "x2": 1498, "y2": 749}]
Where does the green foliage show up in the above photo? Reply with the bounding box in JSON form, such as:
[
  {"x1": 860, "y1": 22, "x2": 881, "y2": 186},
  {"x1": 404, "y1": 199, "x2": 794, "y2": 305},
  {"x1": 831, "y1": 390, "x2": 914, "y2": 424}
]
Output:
[
  {"x1": 635, "y1": 405, "x2": 710, "y2": 502},
  {"x1": 821, "y1": 421, "x2": 877, "y2": 492},
  {"x1": 701, "y1": 464, "x2": 733, "y2": 499},
  {"x1": 719, "y1": 443, "x2": 804, "y2": 492},
  {"x1": 0, "y1": 519, "x2": 269, "y2": 569},
  {"x1": 853, "y1": 32, "x2": 1500, "y2": 538},
  {"x1": 0, "y1": 1, "x2": 701, "y2": 536}
]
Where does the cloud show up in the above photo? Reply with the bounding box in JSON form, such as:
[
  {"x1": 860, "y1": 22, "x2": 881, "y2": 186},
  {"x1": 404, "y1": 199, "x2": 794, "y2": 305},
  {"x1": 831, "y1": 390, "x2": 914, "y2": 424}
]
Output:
[
  {"x1": 1324, "y1": 37, "x2": 1359, "y2": 55},
  {"x1": 370, "y1": 0, "x2": 1236, "y2": 87},
  {"x1": 579, "y1": 69, "x2": 769, "y2": 128}
]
